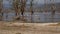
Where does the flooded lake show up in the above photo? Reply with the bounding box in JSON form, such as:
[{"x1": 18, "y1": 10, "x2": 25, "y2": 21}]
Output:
[
  {"x1": 2, "y1": 11, "x2": 60, "y2": 23},
  {"x1": 1, "y1": 0, "x2": 60, "y2": 23}
]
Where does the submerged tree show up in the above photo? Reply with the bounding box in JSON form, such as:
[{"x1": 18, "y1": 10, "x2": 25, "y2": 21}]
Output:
[
  {"x1": 30, "y1": 0, "x2": 34, "y2": 22},
  {"x1": 51, "y1": 4, "x2": 56, "y2": 22},
  {"x1": 20, "y1": 0, "x2": 27, "y2": 20},
  {"x1": 0, "y1": 0, "x2": 3, "y2": 21},
  {"x1": 13, "y1": 0, "x2": 27, "y2": 21},
  {"x1": 13, "y1": 0, "x2": 20, "y2": 20},
  {"x1": 50, "y1": 0, "x2": 56, "y2": 22},
  {"x1": 13, "y1": 0, "x2": 19, "y2": 16},
  {"x1": 51, "y1": 4, "x2": 56, "y2": 15}
]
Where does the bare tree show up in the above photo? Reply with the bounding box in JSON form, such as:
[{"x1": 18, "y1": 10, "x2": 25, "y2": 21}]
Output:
[
  {"x1": 0, "y1": 0, "x2": 3, "y2": 21},
  {"x1": 50, "y1": 0, "x2": 56, "y2": 22},
  {"x1": 51, "y1": 4, "x2": 56, "y2": 22},
  {"x1": 13, "y1": 0, "x2": 27, "y2": 21},
  {"x1": 51, "y1": 4, "x2": 56, "y2": 15},
  {"x1": 13, "y1": 0, "x2": 19, "y2": 16},
  {"x1": 20, "y1": 0, "x2": 27, "y2": 20},
  {"x1": 30, "y1": 0, "x2": 34, "y2": 22},
  {"x1": 13, "y1": 0, "x2": 21, "y2": 20}
]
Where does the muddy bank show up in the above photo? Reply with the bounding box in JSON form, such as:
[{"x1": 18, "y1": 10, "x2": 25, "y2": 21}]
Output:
[{"x1": 0, "y1": 21, "x2": 60, "y2": 34}]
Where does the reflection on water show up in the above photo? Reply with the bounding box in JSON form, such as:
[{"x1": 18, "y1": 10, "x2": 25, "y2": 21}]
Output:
[{"x1": 2, "y1": 11, "x2": 60, "y2": 22}]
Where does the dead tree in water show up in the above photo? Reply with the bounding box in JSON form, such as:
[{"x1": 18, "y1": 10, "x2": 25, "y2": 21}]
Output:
[
  {"x1": 51, "y1": 4, "x2": 56, "y2": 22},
  {"x1": 13, "y1": 0, "x2": 21, "y2": 20},
  {"x1": 13, "y1": 0, "x2": 19, "y2": 17},
  {"x1": 13, "y1": 0, "x2": 27, "y2": 20},
  {"x1": 20, "y1": 0, "x2": 27, "y2": 20},
  {"x1": 51, "y1": 4, "x2": 56, "y2": 15},
  {"x1": 0, "y1": 0, "x2": 3, "y2": 21},
  {"x1": 30, "y1": 0, "x2": 34, "y2": 22},
  {"x1": 50, "y1": 0, "x2": 56, "y2": 22}
]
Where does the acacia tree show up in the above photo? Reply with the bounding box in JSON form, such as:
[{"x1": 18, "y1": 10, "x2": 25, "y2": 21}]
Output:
[{"x1": 30, "y1": 0, "x2": 34, "y2": 22}]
